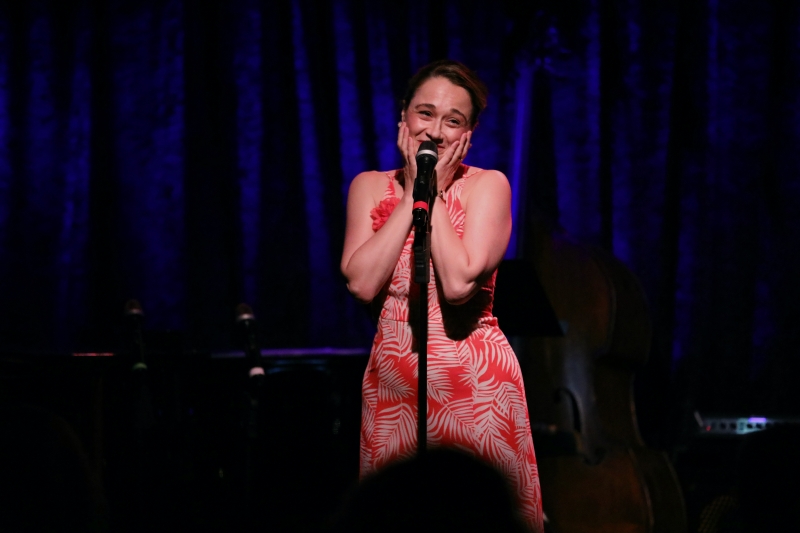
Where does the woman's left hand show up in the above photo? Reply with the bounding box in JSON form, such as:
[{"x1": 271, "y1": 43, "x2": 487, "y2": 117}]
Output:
[{"x1": 434, "y1": 130, "x2": 472, "y2": 194}]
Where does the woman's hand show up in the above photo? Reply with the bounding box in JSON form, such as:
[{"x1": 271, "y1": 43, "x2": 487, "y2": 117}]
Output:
[
  {"x1": 434, "y1": 130, "x2": 471, "y2": 193},
  {"x1": 397, "y1": 122, "x2": 417, "y2": 193},
  {"x1": 396, "y1": 123, "x2": 472, "y2": 194}
]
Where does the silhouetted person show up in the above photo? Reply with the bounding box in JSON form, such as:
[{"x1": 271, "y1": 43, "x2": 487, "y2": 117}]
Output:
[{"x1": 327, "y1": 447, "x2": 530, "y2": 533}]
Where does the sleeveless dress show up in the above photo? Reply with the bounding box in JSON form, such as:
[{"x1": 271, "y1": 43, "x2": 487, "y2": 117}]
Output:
[{"x1": 361, "y1": 166, "x2": 544, "y2": 532}]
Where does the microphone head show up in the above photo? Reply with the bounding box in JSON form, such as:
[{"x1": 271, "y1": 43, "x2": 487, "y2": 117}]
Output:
[
  {"x1": 236, "y1": 303, "x2": 255, "y2": 323},
  {"x1": 416, "y1": 140, "x2": 438, "y2": 162},
  {"x1": 124, "y1": 299, "x2": 143, "y2": 317}
]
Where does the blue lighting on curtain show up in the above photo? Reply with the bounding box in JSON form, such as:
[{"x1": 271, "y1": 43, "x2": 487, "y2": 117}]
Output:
[
  {"x1": 406, "y1": 2, "x2": 429, "y2": 71},
  {"x1": 506, "y1": 64, "x2": 534, "y2": 259},
  {"x1": 234, "y1": 1, "x2": 263, "y2": 304},
  {"x1": 112, "y1": 3, "x2": 186, "y2": 332},
  {"x1": 555, "y1": 9, "x2": 602, "y2": 244},
  {"x1": 444, "y1": 2, "x2": 461, "y2": 59},
  {"x1": 333, "y1": 1, "x2": 367, "y2": 195},
  {"x1": 24, "y1": 12, "x2": 67, "y2": 345},
  {"x1": 54, "y1": 10, "x2": 91, "y2": 347},
  {"x1": 292, "y1": 0, "x2": 336, "y2": 343},
  {"x1": 27, "y1": 15, "x2": 56, "y2": 218},
  {"x1": 365, "y1": 5, "x2": 397, "y2": 172}
]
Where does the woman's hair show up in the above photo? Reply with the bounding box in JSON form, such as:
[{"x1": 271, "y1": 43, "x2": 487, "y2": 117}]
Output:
[{"x1": 401, "y1": 59, "x2": 489, "y2": 127}]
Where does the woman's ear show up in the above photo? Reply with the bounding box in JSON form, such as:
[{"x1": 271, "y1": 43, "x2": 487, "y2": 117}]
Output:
[{"x1": 400, "y1": 110, "x2": 406, "y2": 123}]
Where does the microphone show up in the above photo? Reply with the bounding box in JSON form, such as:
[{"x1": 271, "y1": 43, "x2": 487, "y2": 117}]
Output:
[
  {"x1": 412, "y1": 140, "x2": 439, "y2": 228},
  {"x1": 236, "y1": 303, "x2": 264, "y2": 378},
  {"x1": 124, "y1": 299, "x2": 147, "y2": 371}
]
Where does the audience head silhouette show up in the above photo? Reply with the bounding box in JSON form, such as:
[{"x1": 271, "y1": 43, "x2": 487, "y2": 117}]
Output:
[{"x1": 328, "y1": 447, "x2": 529, "y2": 532}]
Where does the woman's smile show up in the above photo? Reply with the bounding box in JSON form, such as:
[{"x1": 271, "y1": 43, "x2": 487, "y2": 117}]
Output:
[{"x1": 401, "y1": 76, "x2": 473, "y2": 154}]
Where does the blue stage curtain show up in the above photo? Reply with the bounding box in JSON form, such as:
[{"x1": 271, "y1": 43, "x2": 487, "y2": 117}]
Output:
[{"x1": 1, "y1": 0, "x2": 799, "y2": 443}]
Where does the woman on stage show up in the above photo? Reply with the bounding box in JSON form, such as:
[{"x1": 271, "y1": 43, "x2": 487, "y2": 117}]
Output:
[{"x1": 341, "y1": 59, "x2": 543, "y2": 532}]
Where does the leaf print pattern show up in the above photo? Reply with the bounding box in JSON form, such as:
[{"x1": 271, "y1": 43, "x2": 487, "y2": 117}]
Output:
[
  {"x1": 377, "y1": 364, "x2": 414, "y2": 402},
  {"x1": 360, "y1": 168, "x2": 543, "y2": 533}
]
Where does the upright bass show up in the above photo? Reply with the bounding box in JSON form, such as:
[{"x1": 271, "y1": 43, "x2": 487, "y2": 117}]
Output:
[{"x1": 496, "y1": 214, "x2": 686, "y2": 533}]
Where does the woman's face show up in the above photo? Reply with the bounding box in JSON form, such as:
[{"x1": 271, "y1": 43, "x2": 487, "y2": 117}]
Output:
[{"x1": 401, "y1": 77, "x2": 474, "y2": 156}]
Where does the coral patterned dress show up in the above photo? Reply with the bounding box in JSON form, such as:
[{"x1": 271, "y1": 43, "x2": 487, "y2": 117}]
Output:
[{"x1": 361, "y1": 167, "x2": 544, "y2": 532}]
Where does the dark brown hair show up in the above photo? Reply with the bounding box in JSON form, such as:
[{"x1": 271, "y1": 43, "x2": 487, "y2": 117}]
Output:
[{"x1": 401, "y1": 60, "x2": 489, "y2": 127}]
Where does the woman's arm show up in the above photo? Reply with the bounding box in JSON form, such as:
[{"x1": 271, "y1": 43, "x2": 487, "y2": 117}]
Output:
[
  {"x1": 340, "y1": 171, "x2": 414, "y2": 303},
  {"x1": 430, "y1": 169, "x2": 512, "y2": 305},
  {"x1": 341, "y1": 123, "x2": 428, "y2": 303}
]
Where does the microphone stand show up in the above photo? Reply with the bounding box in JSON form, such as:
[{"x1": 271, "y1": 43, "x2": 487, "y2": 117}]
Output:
[
  {"x1": 412, "y1": 174, "x2": 435, "y2": 455},
  {"x1": 235, "y1": 303, "x2": 264, "y2": 531},
  {"x1": 124, "y1": 299, "x2": 156, "y2": 531}
]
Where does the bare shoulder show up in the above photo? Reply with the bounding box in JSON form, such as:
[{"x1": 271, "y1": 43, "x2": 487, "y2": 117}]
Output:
[
  {"x1": 348, "y1": 170, "x2": 394, "y2": 203},
  {"x1": 461, "y1": 168, "x2": 511, "y2": 207},
  {"x1": 469, "y1": 168, "x2": 509, "y2": 186}
]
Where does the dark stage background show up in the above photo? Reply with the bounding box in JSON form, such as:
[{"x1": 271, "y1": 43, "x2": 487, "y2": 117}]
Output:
[{"x1": 1, "y1": 0, "x2": 799, "y2": 530}]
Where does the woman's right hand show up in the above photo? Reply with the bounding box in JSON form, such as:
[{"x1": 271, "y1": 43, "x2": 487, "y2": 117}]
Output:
[{"x1": 397, "y1": 121, "x2": 417, "y2": 194}]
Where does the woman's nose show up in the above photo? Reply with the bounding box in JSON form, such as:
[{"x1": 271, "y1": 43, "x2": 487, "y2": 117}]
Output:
[{"x1": 426, "y1": 121, "x2": 443, "y2": 142}]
